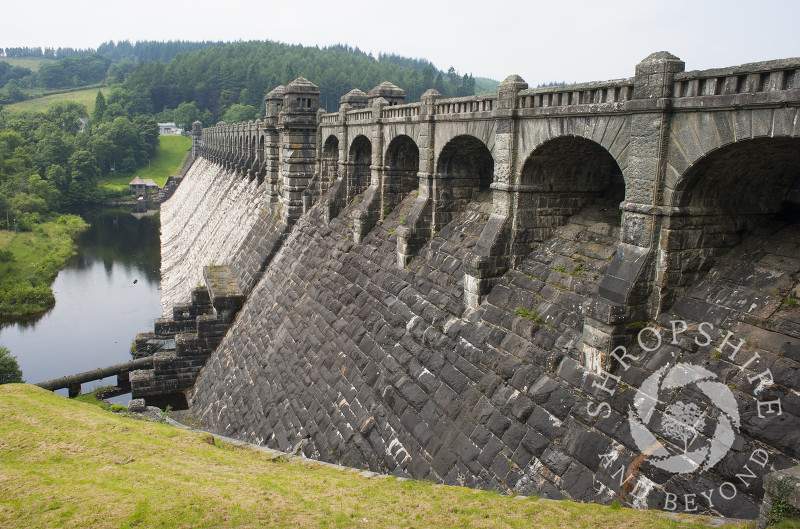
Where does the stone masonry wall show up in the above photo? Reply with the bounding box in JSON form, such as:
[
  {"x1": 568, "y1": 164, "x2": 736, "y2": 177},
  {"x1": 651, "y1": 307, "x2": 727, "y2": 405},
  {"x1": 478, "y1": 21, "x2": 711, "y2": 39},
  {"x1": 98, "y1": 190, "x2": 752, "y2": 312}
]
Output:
[
  {"x1": 187, "y1": 182, "x2": 800, "y2": 518},
  {"x1": 160, "y1": 158, "x2": 275, "y2": 314}
]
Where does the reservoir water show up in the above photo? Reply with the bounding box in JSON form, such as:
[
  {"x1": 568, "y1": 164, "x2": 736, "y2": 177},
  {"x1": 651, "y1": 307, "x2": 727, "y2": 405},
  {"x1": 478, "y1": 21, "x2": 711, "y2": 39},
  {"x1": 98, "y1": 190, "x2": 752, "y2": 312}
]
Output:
[{"x1": 0, "y1": 207, "x2": 162, "y2": 399}]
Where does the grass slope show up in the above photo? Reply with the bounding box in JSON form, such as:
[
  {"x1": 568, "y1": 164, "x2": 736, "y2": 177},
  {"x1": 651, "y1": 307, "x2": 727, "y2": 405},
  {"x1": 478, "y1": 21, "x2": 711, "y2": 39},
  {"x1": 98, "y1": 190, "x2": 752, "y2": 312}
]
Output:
[
  {"x1": 2, "y1": 85, "x2": 108, "y2": 114},
  {"x1": 0, "y1": 384, "x2": 730, "y2": 529},
  {"x1": 0, "y1": 57, "x2": 56, "y2": 72},
  {"x1": 100, "y1": 135, "x2": 192, "y2": 192}
]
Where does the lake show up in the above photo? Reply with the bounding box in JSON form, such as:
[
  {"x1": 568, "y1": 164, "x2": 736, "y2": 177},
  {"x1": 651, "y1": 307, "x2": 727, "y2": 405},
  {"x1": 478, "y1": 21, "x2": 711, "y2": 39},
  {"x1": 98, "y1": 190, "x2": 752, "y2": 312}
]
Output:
[{"x1": 0, "y1": 207, "x2": 162, "y2": 400}]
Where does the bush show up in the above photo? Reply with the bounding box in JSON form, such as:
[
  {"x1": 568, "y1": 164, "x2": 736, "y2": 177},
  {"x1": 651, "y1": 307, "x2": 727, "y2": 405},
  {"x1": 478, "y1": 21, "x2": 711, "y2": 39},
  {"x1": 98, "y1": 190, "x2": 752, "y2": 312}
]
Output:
[
  {"x1": 0, "y1": 248, "x2": 12, "y2": 262},
  {"x1": 0, "y1": 347, "x2": 24, "y2": 384},
  {"x1": 15, "y1": 212, "x2": 42, "y2": 232}
]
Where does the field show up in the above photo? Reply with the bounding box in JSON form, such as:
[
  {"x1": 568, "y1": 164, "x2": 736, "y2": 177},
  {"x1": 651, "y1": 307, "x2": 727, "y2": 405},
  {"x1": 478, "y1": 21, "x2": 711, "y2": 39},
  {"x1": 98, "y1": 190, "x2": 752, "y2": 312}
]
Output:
[
  {"x1": 2, "y1": 85, "x2": 109, "y2": 115},
  {"x1": 0, "y1": 384, "x2": 725, "y2": 529},
  {"x1": 100, "y1": 135, "x2": 192, "y2": 193},
  {"x1": 0, "y1": 56, "x2": 56, "y2": 72}
]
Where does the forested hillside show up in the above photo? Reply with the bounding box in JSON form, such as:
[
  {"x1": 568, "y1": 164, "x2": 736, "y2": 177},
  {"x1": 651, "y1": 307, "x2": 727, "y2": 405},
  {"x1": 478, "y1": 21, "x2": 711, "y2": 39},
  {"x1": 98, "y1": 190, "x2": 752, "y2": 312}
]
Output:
[
  {"x1": 1, "y1": 40, "x2": 496, "y2": 116},
  {"x1": 123, "y1": 41, "x2": 481, "y2": 117}
]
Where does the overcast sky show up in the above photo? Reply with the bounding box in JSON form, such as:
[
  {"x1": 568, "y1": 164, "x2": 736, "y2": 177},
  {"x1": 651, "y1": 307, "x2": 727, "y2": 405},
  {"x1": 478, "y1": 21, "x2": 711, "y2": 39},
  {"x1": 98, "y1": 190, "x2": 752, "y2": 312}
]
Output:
[{"x1": 2, "y1": 0, "x2": 799, "y2": 87}]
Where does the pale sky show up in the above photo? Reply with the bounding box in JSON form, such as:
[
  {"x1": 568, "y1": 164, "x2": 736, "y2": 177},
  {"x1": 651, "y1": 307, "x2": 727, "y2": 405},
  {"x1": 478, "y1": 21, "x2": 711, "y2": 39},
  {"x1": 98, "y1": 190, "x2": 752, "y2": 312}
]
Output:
[{"x1": 2, "y1": 0, "x2": 799, "y2": 87}]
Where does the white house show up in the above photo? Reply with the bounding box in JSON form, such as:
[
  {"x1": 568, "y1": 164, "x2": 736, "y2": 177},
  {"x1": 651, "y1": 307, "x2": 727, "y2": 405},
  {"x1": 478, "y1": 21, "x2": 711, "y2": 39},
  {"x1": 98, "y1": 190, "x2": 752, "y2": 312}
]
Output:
[{"x1": 158, "y1": 122, "x2": 183, "y2": 135}]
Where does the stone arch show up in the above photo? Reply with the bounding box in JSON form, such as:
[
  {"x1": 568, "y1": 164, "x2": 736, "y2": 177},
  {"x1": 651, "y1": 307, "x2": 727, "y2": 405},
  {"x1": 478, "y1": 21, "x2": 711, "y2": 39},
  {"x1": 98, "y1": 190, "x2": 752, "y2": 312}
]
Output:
[
  {"x1": 257, "y1": 135, "x2": 266, "y2": 184},
  {"x1": 661, "y1": 137, "x2": 800, "y2": 304},
  {"x1": 518, "y1": 136, "x2": 624, "y2": 241},
  {"x1": 321, "y1": 134, "x2": 339, "y2": 193},
  {"x1": 348, "y1": 135, "x2": 372, "y2": 200},
  {"x1": 383, "y1": 135, "x2": 419, "y2": 210},
  {"x1": 436, "y1": 135, "x2": 493, "y2": 208}
]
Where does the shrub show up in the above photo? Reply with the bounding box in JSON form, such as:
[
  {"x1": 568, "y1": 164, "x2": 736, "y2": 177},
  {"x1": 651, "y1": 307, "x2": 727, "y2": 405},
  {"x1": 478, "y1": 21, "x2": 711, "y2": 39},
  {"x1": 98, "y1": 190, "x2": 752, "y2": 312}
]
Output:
[{"x1": 0, "y1": 347, "x2": 24, "y2": 384}]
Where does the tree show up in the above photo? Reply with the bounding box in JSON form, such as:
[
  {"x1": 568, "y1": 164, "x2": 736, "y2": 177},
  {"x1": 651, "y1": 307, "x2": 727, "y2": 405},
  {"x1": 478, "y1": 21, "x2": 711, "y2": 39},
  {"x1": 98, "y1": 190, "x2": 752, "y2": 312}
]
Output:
[
  {"x1": 93, "y1": 91, "x2": 107, "y2": 122},
  {"x1": 222, "y1": 104, "x2": 259, "y2": 124},
  {"x1": 0, "y1": 347, "x2": 23, "y2": 384},
  {"x1": 173, "y1": 102, "x2": 200, "y2": 130}
]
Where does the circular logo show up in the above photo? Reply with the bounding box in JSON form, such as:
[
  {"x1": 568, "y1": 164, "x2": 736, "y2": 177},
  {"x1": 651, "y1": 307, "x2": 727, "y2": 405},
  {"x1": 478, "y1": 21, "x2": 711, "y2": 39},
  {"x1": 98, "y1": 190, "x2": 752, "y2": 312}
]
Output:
[{"x1": 628, "y1": 363, "x2": 740, "y2": 474}]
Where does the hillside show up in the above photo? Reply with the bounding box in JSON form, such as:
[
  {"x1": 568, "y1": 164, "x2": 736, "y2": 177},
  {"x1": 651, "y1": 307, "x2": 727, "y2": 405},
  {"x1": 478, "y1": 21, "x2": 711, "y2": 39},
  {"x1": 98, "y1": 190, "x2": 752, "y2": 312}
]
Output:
[
  {"x1": 0, "y1": 56, "x2": 56, "y2": 72},
  {"x1": 123, "y1": 41, "x2": 491, "y2": 114},
  {"x1": 2, "y1": 85, "x2": 108, "y2": 114},
  {"x1": 0, "y1": 384, "x2": 719, "y2": 529}
]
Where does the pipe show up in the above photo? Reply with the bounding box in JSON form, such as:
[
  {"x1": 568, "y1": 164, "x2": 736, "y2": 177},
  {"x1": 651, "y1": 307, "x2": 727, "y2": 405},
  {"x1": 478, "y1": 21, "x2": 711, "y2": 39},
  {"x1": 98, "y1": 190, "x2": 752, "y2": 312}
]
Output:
[{"x1": 36, "y1": 356, "x2": 155, "y2": 391}]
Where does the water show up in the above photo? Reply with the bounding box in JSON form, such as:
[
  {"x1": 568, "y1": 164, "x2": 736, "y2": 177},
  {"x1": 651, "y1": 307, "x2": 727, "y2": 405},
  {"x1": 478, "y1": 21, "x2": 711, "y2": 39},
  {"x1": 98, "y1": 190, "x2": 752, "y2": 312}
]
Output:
[{"x1": 0, "y1": 207, "x2": 162, "y2": 400}]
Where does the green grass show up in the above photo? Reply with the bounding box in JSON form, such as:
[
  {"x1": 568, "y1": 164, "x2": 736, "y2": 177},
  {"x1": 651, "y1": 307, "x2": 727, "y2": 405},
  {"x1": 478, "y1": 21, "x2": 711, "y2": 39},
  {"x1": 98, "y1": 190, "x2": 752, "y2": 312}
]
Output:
[
  {"x1": 514, "y1": 306, "x2": 543, "y2": 323},
  {"x1": 0, "y1": 57, "x2": 57, "y2": 72},
  {"x1": 0, "y1": 384, "x2": 726, "y2": 529},
  {"x1": 0, "y1": 215, "x2": 87, "y2": 316},
  {"x1": 3, "y1": 85, "x2": 109, "y2": 115},
  {"x1": 100, "y1": 135, "x2": 191, "y2": 192}
]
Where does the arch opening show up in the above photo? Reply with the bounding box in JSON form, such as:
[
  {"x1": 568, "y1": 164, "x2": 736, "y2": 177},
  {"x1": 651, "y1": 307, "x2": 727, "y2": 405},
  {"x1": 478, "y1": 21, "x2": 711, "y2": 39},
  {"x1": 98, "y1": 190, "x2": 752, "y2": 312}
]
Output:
[
  {"x1": 519, "y1": 136, "x2": 624, "y2": 241},
  {"x1": 665, "y1": 137, "x2": 800, "y2": 298},
  {"x1": 436, "y1": 135, "x2": 494, "y2": 212},
  {"x1": 349, "y1": 135, "x2": 372, "y2": 199},
  {"x1": 319, "y1": 135, "x2": 339, "y2": 196},
  {"x1": 257, "y1": 135, "x2": 266, "y2": 185},
  {"x1": 384, "y1": 135, "x2": 419, "y2": 210}
]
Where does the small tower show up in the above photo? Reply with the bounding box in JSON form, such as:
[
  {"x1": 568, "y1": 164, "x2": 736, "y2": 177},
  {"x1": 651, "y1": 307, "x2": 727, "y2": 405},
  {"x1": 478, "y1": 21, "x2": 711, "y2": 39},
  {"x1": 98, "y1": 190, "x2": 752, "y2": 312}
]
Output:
[
  {"x1": 367, "y1": 81, "x2": 405, "y2": 106},
  {"x1": 339, "y1": 88, "x2": 369, "y2": 110},
  {"x1": 278, "y1": 77, "x2": 321, "y2": 223},
  {"x1": 191, "y1": 120, "x2": 202, "y2": 159},
  {"x1": 264, "y1": 85, "x2": 286, "y2": 121}
]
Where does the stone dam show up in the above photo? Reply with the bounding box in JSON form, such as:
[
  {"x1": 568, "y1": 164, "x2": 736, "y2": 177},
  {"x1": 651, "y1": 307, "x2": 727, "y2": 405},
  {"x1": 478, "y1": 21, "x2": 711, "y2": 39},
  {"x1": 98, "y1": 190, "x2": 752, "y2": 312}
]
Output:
[{"x1": 130, "y1": 52, "x2": 800, "y2": 518}]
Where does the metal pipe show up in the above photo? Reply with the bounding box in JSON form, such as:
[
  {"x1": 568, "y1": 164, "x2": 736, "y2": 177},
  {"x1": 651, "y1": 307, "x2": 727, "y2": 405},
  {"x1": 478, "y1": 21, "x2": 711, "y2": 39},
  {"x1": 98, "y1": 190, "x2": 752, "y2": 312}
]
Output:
[{"x1": 36, "y1": 357, "x2": 155, "y2": 391}]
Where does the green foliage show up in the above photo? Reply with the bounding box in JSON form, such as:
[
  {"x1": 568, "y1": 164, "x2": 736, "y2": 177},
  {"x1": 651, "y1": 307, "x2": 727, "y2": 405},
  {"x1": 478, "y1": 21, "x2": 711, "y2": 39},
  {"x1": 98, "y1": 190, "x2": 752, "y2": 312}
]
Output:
[
  {"x1": 785, "y1": 295, "x2": 797, "y2": 307},
  {"x1": 768, "y1": 477, "x2": 800, "y2": 527},
  {"x1": 0, "y1": 215, "x2": 87, "y2": 315},
  {"x1": 93, "y1": 90, "x2": 106, "y2": 121},
  {"x1": 173, "y1": 102, "x2": 199, "y2": 130},
  {"x1": 123, "y1": 41, "x2": 487, "y2": 117},
  {"x1": 0, "y1": 347, "x2": 24, "y2": 384},
  {"x1": 221, "y1": 103, "x2": 259, "y2": 124},
  {"x1": 159, "y1": 405, "x2": 173, "y2": 423},
  {"x1": 515, "y1": 306, "x2": 543, "y2": 323}
]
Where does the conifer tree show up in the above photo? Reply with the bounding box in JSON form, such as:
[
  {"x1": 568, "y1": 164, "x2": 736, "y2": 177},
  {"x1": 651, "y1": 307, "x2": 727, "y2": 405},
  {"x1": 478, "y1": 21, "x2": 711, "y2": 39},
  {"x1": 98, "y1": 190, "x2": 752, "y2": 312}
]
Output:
[{"x1": 93, "y1": 90, "x2": 107, "y2": 122}]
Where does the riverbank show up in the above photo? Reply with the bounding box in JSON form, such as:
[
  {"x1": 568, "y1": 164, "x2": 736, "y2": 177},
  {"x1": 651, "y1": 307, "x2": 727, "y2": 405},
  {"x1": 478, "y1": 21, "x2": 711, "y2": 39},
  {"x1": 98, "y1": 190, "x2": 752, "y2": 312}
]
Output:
[
  {"x1": 0, "y1": 383, "x2": 725, "y2": 529},
  {"x1": 0, "y1": 215, "x2": 88, "y2": 316}
]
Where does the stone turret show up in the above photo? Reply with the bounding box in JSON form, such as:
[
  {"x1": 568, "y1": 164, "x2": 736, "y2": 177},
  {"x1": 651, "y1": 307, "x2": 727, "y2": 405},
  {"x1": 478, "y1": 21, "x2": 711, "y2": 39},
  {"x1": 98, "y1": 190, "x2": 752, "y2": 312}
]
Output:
[
  {"x1": 368, "y1": 81, "x2": 405, "y2": 106},
  {"x1": 191, "y1": 120, "x2": 202, "y2": 158},
  {"x1": 283, "y1": 77, "x2": 320, "y2": 115},
  {"x1": 264, "y1": 85, "x2": 286, "y2": 118},
  {"x1": 278, "y1": 77, "x2": 320, "y2": 223},
  {"x1": 339, "y1": 88, "x2": 368, "y2": 110}
]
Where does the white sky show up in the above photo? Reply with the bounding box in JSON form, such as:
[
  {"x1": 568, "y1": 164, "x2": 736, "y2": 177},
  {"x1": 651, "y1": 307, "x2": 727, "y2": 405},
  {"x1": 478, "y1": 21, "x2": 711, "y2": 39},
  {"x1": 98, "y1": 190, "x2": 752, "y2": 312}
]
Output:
[{"x1": 2, "y1": 0, "x2": 799, "y2": 87}]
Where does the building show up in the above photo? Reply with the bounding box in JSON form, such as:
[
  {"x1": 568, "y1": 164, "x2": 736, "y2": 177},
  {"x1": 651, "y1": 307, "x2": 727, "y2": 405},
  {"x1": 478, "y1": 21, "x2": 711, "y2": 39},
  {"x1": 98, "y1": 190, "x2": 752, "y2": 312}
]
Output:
[
  {"x1": 158, "y1": 122, "x2": 183, "y2": 135},
  {"x1": 129, "y1": 176, "x2": 159, "y2": 197}
]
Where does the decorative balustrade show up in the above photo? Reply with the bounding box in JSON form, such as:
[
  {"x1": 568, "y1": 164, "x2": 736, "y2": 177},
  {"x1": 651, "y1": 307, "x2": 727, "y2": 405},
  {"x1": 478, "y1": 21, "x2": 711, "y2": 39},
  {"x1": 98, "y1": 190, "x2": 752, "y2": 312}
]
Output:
[
  {"x1": 321, "y1": 113, "x2": 339, "y2": 124},
  {"x1": 435, "y1": 95, "x2": 496, "y2": 115},
  {"x1": 380, "y1": 103, "x2": 421, "y2": 119},
  {"x1": 348, "y1": 109, "x2": 374, "y2": 122},
  {"x1": 672, "y1": 58, "x2": 800, "y2": 98},
  {"x1": 518, "y1": 79, "x2": 634, "y2": 109}
]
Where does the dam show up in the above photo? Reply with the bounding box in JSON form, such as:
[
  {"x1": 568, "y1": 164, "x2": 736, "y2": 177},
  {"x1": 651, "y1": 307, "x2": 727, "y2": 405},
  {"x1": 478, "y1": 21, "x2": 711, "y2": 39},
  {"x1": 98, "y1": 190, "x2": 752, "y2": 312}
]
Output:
[{"x1": 131, "y1": 51, "x2": 800, "y2": 518}]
